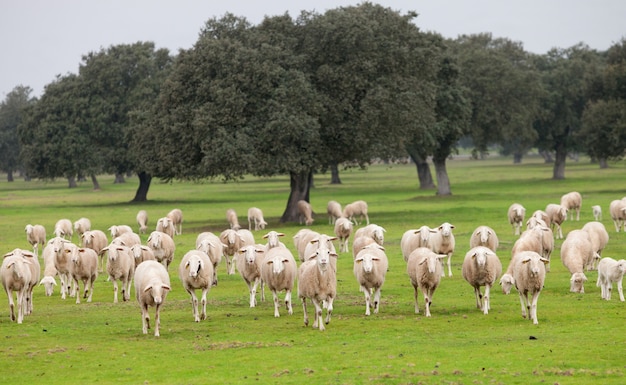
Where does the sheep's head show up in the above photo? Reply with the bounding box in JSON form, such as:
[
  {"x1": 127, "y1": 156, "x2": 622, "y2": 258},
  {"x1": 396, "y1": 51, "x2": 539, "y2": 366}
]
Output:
[
  {"x1": 617, "y1": 260, "x2": 626, "y2": 275},
  {"x1": 499, "y1": 273, "x2": 514, "y2": 294},
  {"x1": 185, "y1": 255, "x2": 204, "y2": 278},
  {"x1": 263, "y1": 231, "x2": 284, "y2": 248},
  {"x1": 438, "y1": 222, "x2": 454, "y2": 237},
  {"x1": 419, "y1": 252, "x2": 446, "y2": 274},
  {"x1": 570, "y1": 272, "x2": 587, "y2": 293},
  {"x1": 355, "y1": 252, "x2": 379, "y2": 274},
  {"x1": 145, "y1": 283, "x2": 171, "y2": 304},
  {"x1": 267, "y1": 255, "x2": 289, "y2": 275},
  {"x1": 39, "y1": 276, "x2": 57, "y2": 296}
]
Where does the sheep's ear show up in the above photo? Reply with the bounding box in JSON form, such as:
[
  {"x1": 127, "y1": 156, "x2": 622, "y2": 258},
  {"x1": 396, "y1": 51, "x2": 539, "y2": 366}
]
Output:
[
  {"x1": 521, "y1": 257, "x2": 531, "y2": 264},
  {"x1": 371, "y1": 257, "x2": 380, "y2": 261},
  {"x1": 417, "y1": 257, "x2": 428, "y2": 265},
  {"x1": 22, "y1": 251, "x2": 35, "y2": 258},
  {"x1": 3, "y1": 252, "x2": 14, "y2": 258},
  {"x1": 185, "y1": 261, "x2": 190, "y2": 269},
  {"x1": 282, "y1": 258, "x2": 290, "y2": 263},
  {"x1": 450, "y1": 225, "x2": 455, "y2": 229},
  {"x1": 238, "y1": 248, "x2": 246, "y2": 253},
  {"x1": 471, "y1": 253, "x2": 477, "y2": 260},
  {"x1": 310, "y1": 239, "x2": 320, "y2": 244},
  {"x1": 355, "y1": 256, "x2": 364, "y2": 263},
  {"x1": 262, "y1": 234, "x2": 269, "y2": 239},
  {"x1": 255, "y1": 249, "x2": 265, "y2": 254},
  {"x1": 277, "y1": 233, "x2": 285, "y2": 237},
  {"x1": 429, "y1": 229, "x2": 438, "y2": 233},
  {"x1": 306, "y1": 252, "x2": 317, "y2": 260},
  {"x1": 329, "y1": 236, "x2": 338, "y2": 241},
  {"x1": 266, "y1": 259, "x2": 274, "y2": 265},
  {"x1": 539, "y1": 257, "x2": 550, "y2": 265},
  {"x1": 330, "y1": 252, "x2": 338, "y2": 258},
  {"x1": 436, "y1": 254, "x2": 447, "y2": 260},
  {"x1": 162, "y1": 284, "x2": 171, "y2": 291}
]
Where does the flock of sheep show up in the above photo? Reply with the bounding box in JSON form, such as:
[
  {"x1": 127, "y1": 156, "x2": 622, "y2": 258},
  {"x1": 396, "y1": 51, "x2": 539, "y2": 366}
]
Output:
[{"x1": 3, "y1": 194, "x2": 626, "y2": 334}]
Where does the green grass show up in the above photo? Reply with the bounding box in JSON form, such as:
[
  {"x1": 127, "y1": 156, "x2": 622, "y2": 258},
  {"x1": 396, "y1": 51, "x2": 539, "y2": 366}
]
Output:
[{"x1": 1, "y1": 155, "x2": 626, "y2": 384}]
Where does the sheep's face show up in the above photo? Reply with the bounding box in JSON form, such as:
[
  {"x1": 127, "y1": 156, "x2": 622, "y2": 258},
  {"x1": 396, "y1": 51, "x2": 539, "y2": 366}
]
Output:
[
  {"x1": 268, "y1": 256, "x2": 288, "y2": 275},
  {"x1": 356, "y1": 254, "x2": 376, "y2": 274},
  {"x1": 186, "y1": 257, "x2": 203, "y2": 278},
  {"x1": 40, "y1": 276, "x2": 56, "y2": 296},
  {"x1": 478, "y1": 229, "x2": 490, "y2": 244},
  {"x1": 417, "y1": 226, "x2": 431, "y2": 243},
  {"x1": 570, "y1": 272, "x2": 587, "y2": 293},
  {"x1": 473, "y1": 249, "x2": 488, "y2": 267},
  {"x1": 617, "y1": 260, "x2": 626, "y2": 275},
  {"x1": 243, "y1": 247, "x2": 257, "y2": 265},
  {"x1": 439, "y1": 223, "x2": 454, "y2": 237},
  {"x1": 146, "y1": 284, "x2": 170, "y2": 305},
  {"x1": 499, "y1": 274, "x2": 514, "y2": 294}
]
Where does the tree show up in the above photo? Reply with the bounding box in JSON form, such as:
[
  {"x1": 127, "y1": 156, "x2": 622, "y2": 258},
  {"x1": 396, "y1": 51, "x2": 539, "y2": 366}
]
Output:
[
  {"x1": 0, "y1": 85, "x2": 35, "y2": 181},
  {"x1": 579, "y1": 99, "x2": 626, "y2": 167}
]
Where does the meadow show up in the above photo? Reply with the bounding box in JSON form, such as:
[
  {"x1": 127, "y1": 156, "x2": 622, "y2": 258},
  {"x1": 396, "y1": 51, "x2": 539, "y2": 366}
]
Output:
[{"x1": 1, "y1": 155, "x2": 625, "y2": 384}]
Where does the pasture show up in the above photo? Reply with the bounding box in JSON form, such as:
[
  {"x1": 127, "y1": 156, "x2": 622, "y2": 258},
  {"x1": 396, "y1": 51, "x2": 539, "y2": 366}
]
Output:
[{"x1": 1, "y1": 155, "x2": 625, "y2": 384}]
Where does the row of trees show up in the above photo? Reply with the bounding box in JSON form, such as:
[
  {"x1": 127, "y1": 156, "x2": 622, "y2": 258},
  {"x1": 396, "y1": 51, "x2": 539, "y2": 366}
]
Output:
[{"x1": 1, "y1": 3, "x2": 625, "y2": 221}]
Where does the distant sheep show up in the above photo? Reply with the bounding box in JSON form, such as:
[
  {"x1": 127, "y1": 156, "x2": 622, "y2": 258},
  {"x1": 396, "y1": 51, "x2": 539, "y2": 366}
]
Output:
[
  {"x1": 298, "y1": 241, "x2": 337, "y2": 331},
  {"x1": 156, "y1": 217, "x2": 175, "y2": 238},
  {"x1": 262, "y1": 230, "x2": 287, "y2": 250},
  {"x1": 462, "y1": 246, "x2": 502, "y2": 315},
  {"x1": 236, "y1": 245, "x2": 266, "y2": 307},
  {"x1": 469, "y1": 225, "x2": 499, "y2": 252},
  {"x1": 529, "y1": 210, "x2": 550, "y2": 227},
  {"x1": 545, "y1": 203, "x2": 567, "y2": 239},
  {"x1": 1, "y1": 254, "x2": 33, "y2": 323},
  {"x1": 429, "y1": 222, "x2": 456, "y2": 277},
  {"x1": 178, "y1": 250, "x2": 213, "y2": 321},
  {"x1": 54, "y1": 219, "x2": 73, "y2": 240},
  {"x1": 333, "y1": 217, "x2": 353, "y2": 253},
  {"x1": 220, "y1": 229, "x2": 254, "y2": 275},
  {"x1": 68, "y1": 247, "x2": 98, "y2": 304},
  {"x1": 609, "y1": 199, "x2": 626, "y2": 232},
  {"x1": 512, "y1": 250, "x2": 549, "y2": 324},
  {"x1": 103, "y1": 244, "x2": 135, "y2": 303},
  {"x1": 226, "y1": 209, "x2": 241, "y2": 230},
  {"x1": 596, "y1": 257, "x2": 626, "y2": 301},
  {"x1": 130, "y1": 244, "x2": 156, "y2": 267},
  {"x1": 136, "y1": 210, "x2": 148, "y2": 234},
  {"x1": 592, "y1": 205, "x2": 602, "y2": 221},
  {"x1": 400, "y1": 226, "x2": 434, "y2": 262},
  {"x1": 327, "y1": 200, "x2": 342, "y2": 225},
  {"x1": 354, "y1": 224, "x2": 385, "y2": 246},
  {"x1": 507, "y1": 203, "x2": 526, "y2": 236},
  {"x1": 353, "y1": 244, "x2": 388, "y2": 315},
  {"x1": 343, "y1": 200, "x2": 369, "y2": 226},
  {"x1": 195, "y1": 232, "x2": 223, "y2": 285},
  {"x1": 56, "y1": 241, "x2": 76, "y2": 299},
  {"x1": 148, "y1": 231, "x2": 176, "y2": 270},
  {"x1": 261, "y1": 244, "x2": 297, "y2": 317},
  {"x1": 25, "y1": 224, "x2": 46, "y2": 257},
  {"x1": 166, "y1": 208, "x2": 183, "y2": 235},
  {"x1": 39, "y1": 242, "x2": 58, "y2": 296},
  {"x1": 581, "y1": 221, "x2": 609, "y2": 270},
  {"x1": 406, "y1": 247, "x2": 446, "y2": 317},
  {"x1": 73, "y1": 217, "x2": 91, "y2": 238},
  {"x1": 134, "y1": 260, "x2": 171, "y2": 337},
  {"x1": 108, "y1": 225, "x2": 133, "y2": 239},
  {"x1": 111, "y1": 231, "x2": 141, "y2": 248},
  {"x1": 81, "y1": 230, "x2": 108, "y2": 272},
  {"x1": 561, "y1": 191, "x2": 582, "y2": 221},
  {"x1": 560, "y1": 229, "x2": 594, "y2": 293},
  {"x1": 247, "y1": 207, "x2": 267, "y2": 231},
  {"x1": 297, "y1": 200, "x2": 314, "y2": 226}
]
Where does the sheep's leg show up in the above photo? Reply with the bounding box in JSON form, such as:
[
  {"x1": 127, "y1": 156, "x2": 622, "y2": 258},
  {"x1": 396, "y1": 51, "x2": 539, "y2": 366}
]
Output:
[
  {"x1": 125, "y1": 279, "x2": 132, "y2": 302},
  {"x1": 225, "y1": 256, "x2": 233, "y2": 275},
  {"x1": 483, "y1": 284, "x2": 491, "y2": 315},
  {"x1": 154, "y1": 303, "x2": 161, "y2": 337},
  {"x1": 423, "y1": 289, "x2": 431, "y2": 317},
  {"x1": 74, "y1": 278, "x2": 81, "y2": 304},
  {"x1": 212, "y1": 269, "x2": 218, "y2": 287},
  {"x1": 618, "y1": 279, "x2": 625, "y2": 302},
  {"x1": 7, "y1": 290, "x2": 16, "y2": 321},
  {"x1": 373, "y1": 287, "x2": 381, "y2": 314},
  {"x1": 365, "y1": 214, "x2": 370, "y2": 226},
  {"x1": 248, "y1": 281, "x2": 257, "y2": 308},
  {"x1": 200, "y1": 288, "x2": 208, "y2": 321},
  {"x1": 187, "y1": 289, "x2": 199, "y2": 322},
  {"x1": 363, "y1": 286, "x2": 371, "y2": 316},
  {"x1": 345, "y1": 239, "x2": 350, "y2": 254},
  {"x1": 285, "y1": 290, "x2": 293, "y2": 315},
  {"x1": 607, "y1": 283, "x2": 612, "y2": 301},
  {"x1": 447, "y1": 254, "x2": 453, "y2": 277},
  {"x1": 87, "y1": 278, "x2": 94, "y2": 303},
  {"x1": 325, "y1": 296, "x2": 334, "y2": 325},
  {"x1": 473, "y1": 286, "x2": 482, "y2": 310},
  {"x1": 17, "y1": 289, "x2": 26, "y2": 324},
  {"x1": 413, "y1": 286, "x2": 420, "y2": 314},
  {"x1": 272, "y1": 290, "x2": 280, "y2": 318},
  {"x1": 518, "y1": 292, "x2": 528, "y2": 319},
  {"x1": 530, "y1": 290, "x2": 541, "y2": 324},
  {"x1": 260, "y1": 280, "x2": 265, "y2": 302},
  {"x1": 302, "y1": 297, "x2": 309, "y2": 326},
  {"x1": 112, "y1": 279, "x2": 119, "y2": 303},
  {"x1": 311, "y1": 298, "x2": 324, "y2": 331}
]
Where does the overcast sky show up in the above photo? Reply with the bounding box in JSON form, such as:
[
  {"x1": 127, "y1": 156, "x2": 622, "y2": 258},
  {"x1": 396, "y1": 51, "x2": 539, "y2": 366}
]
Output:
[{"x1": 1, "y1": 0, "x2": 624, "y2": 98}]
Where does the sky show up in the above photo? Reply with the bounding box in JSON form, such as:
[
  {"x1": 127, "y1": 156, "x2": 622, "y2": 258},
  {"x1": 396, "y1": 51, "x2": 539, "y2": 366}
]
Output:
[{"x1": 1, "y1": 0, "x2": 625, "y2": 98}]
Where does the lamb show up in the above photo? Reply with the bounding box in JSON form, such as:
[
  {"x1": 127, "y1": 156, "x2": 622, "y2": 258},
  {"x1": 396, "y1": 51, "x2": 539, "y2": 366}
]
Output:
[
  {"x1": 147, "y1": 231, "x2": 176, "y2": 270},
  {"x1": 3, "y1": 248, "x2": 39, "y2": 315},
  {"x1": 596, "y1": 257, "x2": 626, "y2": 301},
  {"x1": 102, "y1": 244, "x2": 135, "y2": 303},
  {"x1": 400, "y1": 226, "x2": 434, "y2": 262},
  {"x1": 108, "y1": 225, "x2": 133, "y2": 239},
  {"x1": 261, "y1": 244, "x2": 297, "y2": 317},
  {"x1": 166, "y1": 208, "x2": 183, "y2": 235},
  {"x1": 298, "y1": 241, "x2": 337, "y2": 331},
  {"x1": 1, "y1": 254, "x2": 32, "y2": 323},
  {"x1": 68, "y1": 247, "x2": 98, "y2": 304},
  {"x1": 592, "y1": 205, "x2": 602, "y2": 221},
  {"x1": 327, "y1": 200, "x2": 342, "y2": 225},
  {"x1": 354, "y1": 224, "x2": 385, "y2": 246},
  {"x1": 134, "y1": 260, "x2": 171, "y2": 337},
  {"x1": 24, "y1": 224, "x2": 46, "y2": 257},
  {"x1": 561, "y1": 191, "x2": 582, "y2": 221},
  {"x1": 581, "y1": 221, "x2": 609, "y2": 270},
  {"x1": 220, "y1": 229, "x2": 254, "y2": 275},
  {"x1": 156, "y1": 217, "x2": 175, "y2": 238},
  {"x1": 130, "y1": 244, "x2": 156, "y2": 267},
  {"x1": 296, "y1": 200, "x2": 315, "y2": 226},
  {"x1": 406, "y1": 247, "x2": 447, "y2": 317},
  {"x1": 609, "y1": 199, "x2": 626, "y2": 232},
  {"x1": 226, "y1": 208, "x2": 241, "y2": 230},
  {"x1": 247, "y1": 207, "x2": 267, "y2": 231},
  {"x1": 353, "y1": 244, "x2": 388, "y2": 315},
  {"x1": 236, "y1": 245, "x2": 266, "y2": 307},
  {"x1": 469, "y1": 225, "x2": 499, "y2": 252},
  {"x1": 81, "y1": 229, "x2": 108, "y2": 272},
  {"x1": 508, "y1": 203, "x2": 526, "y2": 235},
  {"x1": 54, "y1": 218, "x2": 73, "y2": 240},
  {"x1": 511, "y1": 250, "x2": 549, "y2": 324},
  {"x1": 73, "y1": 217, "x2": 91, "y2": 238},
  {"x1": 461, "y1": 246, "x2": 502, "y2": 315},
  {"x1": 333, "y1": 217, "x2": 353, "y2": 253},
  {"x1": 343, "y1": 200, "x2": 369, "y2": 226},
  {"x1": 560, "y1": 229, "x2": 595, "y2": 293},
  {"x1": 136, "y1": 210, "x2": 148, "y2": 234},
  {"x1": 195, "y1": 232, "x2": 223, "y2": 285},
  {"x1": 178, "y1": 250, "x2": 213, "y2": 321},
  {"x1": 545, "y1": 203, "x2": 567, "y2": 239},
  {"x1": 39, "y1": 242, "x2": 58, "y2": 296},
  {"x1": 429, "y1": 222, "x2": 456, "y2": 277},
  {"x1": 293, "y1": 229, "x2": 321, "y2": 262}
]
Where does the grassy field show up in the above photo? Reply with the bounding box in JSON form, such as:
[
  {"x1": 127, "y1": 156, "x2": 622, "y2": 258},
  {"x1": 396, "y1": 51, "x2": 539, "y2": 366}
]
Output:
[{"x1": 1, "y1": 155, "x2": 626, "y2": 384}]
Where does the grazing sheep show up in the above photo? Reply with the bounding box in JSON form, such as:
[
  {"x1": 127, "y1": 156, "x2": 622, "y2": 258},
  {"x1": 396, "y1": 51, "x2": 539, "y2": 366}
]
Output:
[
  {"x1": 1, "y1": 254, "x2": 32, "y2": 324},
  {"x1": 327, "y1": 200, "x2": 342, "y2": 225},
  {"x1": 296, "y1": 200, "x2": 315, "y2": 226},
  {"x1": 178, "y1": 250, "x2": 213, "y2": 321},
  {"x1": 293, "y1": 229, "x2": 321, "y2": 262},
  {"x1": 68, "y1": 247, "x2": 98, "y2": 304},
  {"x1": 39, "y1": 242, "x2": 58, "y2": 296},
  {"x1": 508, "y1": 203, "x2": 526, "y2": 235},
  {"x1": 102, "y1": 244, "x2": 135, "y2": 303},
  {"x1": 136, "y1": 210, "x2": 148, "y2": 234},
  {"x1": 134, "y1": 260, "x2": 171, "y2": 337},
  {"x1": 108, "y1": 225, "x2": 133, "y2": 239},
  {"x1": 261, "y1": 244, "x2": 297, "y2": 317},
  {"x1": 354, "y1": 224, "x2": 385, "y2": 246},
  {"x1": 462, "y1": 246, "x2": 502, "y2": 315},
  {"x1": 353, "y1": 244, "x2": 388, "y2": 315},
  {"x1": 226, "y1": 209, "x2": 241, "y2": 230},
  {"x1": 512, "y1": 250, "x2": 549, "y2": 324},
  {"x1": 469, "y1": 225, "x2": 499, "y2": 252},
  {"x1": 343, "y1": 200, "x2": 369, "y2": 226},
  {"x1": 81, "y1": 229, "x2": 108, "y2": 272},
  {"x1": 73, "y1": 217, "x2": 91, "y2": 238},
  {"x1": 130, "y1": 244, "x2": 156, "y2": 267},
  {"x1": 609, "y1": 199, "x2": 626, "y2": 232},
  {"x1": 3, "y1": 248, "x2": 39, "y2": 315},
  {"x1": 195, "y1": 232, "x2": 223, "y2": 285},
  {"x1": 25, "y1": 224, "x2": 46, "y2": 257},
  {"x1": 147, "y1": 231, "x2": 176, "y2": 270},
  {"x1": 429, "y1": 222, "x2": 456, "y2": 277},
  {"x1": 400, "y1": 226, "x2": 434, "y2": 262},
  {"x1": 166, "y1": 208, "x2": 183, "y2": 235},
  {"x1": 561, "y1": 191, "x2": 582, "y2": 221},
  {"x1": 298, "y1": 242, "x2": 337, "y2": 331},
  {"x1": 236, "y1": 245, "x2": 266, "y2": 307},
  {"x1": 592, "y1": 205, "x2": 602, "y2": 221},
  {"x1": 596, "y1": 257, "x2": 626, "y2": 301},
  {"x1": 499, "y1": 253, "x2": 520, "y2": 295},
  {"x1": 220, "y1": 229, "x2": 250, "y2": 275},
  {"x1": 545, "y1": 203, "x2": 567, "y2": 239},
  {"x1": 247, "y1": 207, "x2": 268, "y2": 231},
  {"x1": 156, "y1": 217, "x2": 175, "y2": 238},
  {"x1": 560, "y1": 229, "x2": 595, "y2": 293},
  {"x1": 333, "y1": 217, "x2": 353, "y2": 253},
  {"x1": 54, "y1": 219, "x2": 73, "y2": 240},
  {"x1": 352, "y1": 236, "x2": 377, "y2": 260},
  {"x1": 581, "y1": 221, "x2": 609, "y2": 270},
  {"x1": 406, "y1": 247, "x2": 446, "y2": 317}
]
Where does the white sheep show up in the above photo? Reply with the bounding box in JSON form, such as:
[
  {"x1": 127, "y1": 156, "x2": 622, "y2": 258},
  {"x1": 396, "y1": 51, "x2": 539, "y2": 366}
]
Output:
[
  {"x1": 303, "y1": 234, "x2": 338, "y2": 273},
  {"x1": 327, "y1": 200, "x2": 342, "y2": 225},
  {"x1": 1, "y1": 254, "x2": 32, "y2": 324},
  {"x1": 261, "y1": 244, "x2": 297, "y2": 317},
  {"x1": 591, "y1": 205, "x2": 602, "y2": 221},
  {"x1": 469, "y1": 225, "x2": 499, "y2": 252},
  {"x1": 220, "y1": 228, "x2": 253, "y2": 275},
  {"x1": 298, "y1": 241, "x2": 337, "y2": 331},
  {"x1": 195, "y1": 232, "x2": 223, "y2": 285},
  {"x1": 38, "y1": 242, "x2": 58, "y2": 296},
  {"x1": 24, "y1": 224, "x2": 46, "y2": 257},
  {"x1": 68, "y1": 247, "x2": 98, "y2": 304},
  {"x1": 508, "y1": 203, "x2": 526, "y2": 235},
  {"x1": 400, "y1": 226, "x2": 434, "y2": 262},
  {"x1": 134, "y1": 260, "x2": 171, "y2": 337},
  {"x1": 560, "y1": 229, "x2": 595, "y2": 293},
  {"x1": 226, "y1": 209, "x2": 241, "y2": 230},
  {"x1": 343, "y1": 200, "x2": 369, "y2": 226},
  {"x1": 178, "y1": 250, "x2": 213, "y2": 321},
  {"x1": 130, "y1": 244, "x2": 156, "y2": 267},
  {"x1": 167, "y1": 208, "x2": 183, "y2": 235},
  {"x1": 596, "y1": 257, "x2": 626, "y2": 301},
  {"x1": 462, "y1": 246, "x2": 502, "y2": 315},
  {"x1": 156, "y1": 217, "x2": 175, "y2": 238},
  {"x1": 406, "y1": 247, "x2": 446, "y2": 317},
  {"x1": 293, "y1": 229, "x2": 320, "y2": 262},
  {"x1": 102, "y1": 244, "x2": 135, "y2": 303},
  {"x1": 529, "y1": 210, "x2": 550, "y2": 227},
  {"x1": 247, "y1": 207, "x2": 268, "y2": 231},
  {"x1": 136, "y1": 210, "x2": 148, "y2": 234},
  {"x1": 353, "y1": 244, "x2": 388, "y2": 315},
  {"x1": 354, "y1": 224, "x2": 385, "y2": 246},
  {"x1": 54, "y1": 218, "x2": 73, "y2": 240},
  {"x1": 56, "y1": 241, "x2": 77, "y2": 299},
  {"x1": 429, "y1": 222, "x2": 456, "y2": 277},
  {"x1": 609, "y1": 199, "x2": 626, "y2": 232},
  {"x1": 333, "y1": 217, "x2": 353, "y2": 253},
  {"x1": 108, "y1": 225, "x2": 133, "y2": 239},
  {"x1": 512, "y1": 250, "x2": 549, "y2": 324},
  {"x1": 3, "y1": 248, "x2": 39, "y2": 315},
  {"x1": 111, "y1": 231, "x2": 141, "y2": 248},
  {"x1": 512, "y1": 225, "x2": 553, "y2": 271},
  {"x1": 81, "y1": 229, "x2": 109, "y2": 272},
  {"x1": 296, "y1": 200, "x2": 315, "y2": 226},
  {"x1": 236, "y1": 245, "x2": 266, "y2": 307},
  {"x1": 73, "y1": 217, "x2": 91, "y2": 238},
  {"x1": 262, "y1": 230, "x2": 287, "y2": 250},
  {"x1": 545, "y1": 203, "x2": 567, "y2": 239},
  {"x1": 561, "y1": 191, "x2": 582, "y2": 221},
  {"x1": 581, "y1": 221, "x2": 609, "y2": 270},
  {"x1": 352, "y1": 236, "x2": 377, "y2": 260},
  {"x1": 148, "y1": 231, "x2": 176, "y2": 270}
]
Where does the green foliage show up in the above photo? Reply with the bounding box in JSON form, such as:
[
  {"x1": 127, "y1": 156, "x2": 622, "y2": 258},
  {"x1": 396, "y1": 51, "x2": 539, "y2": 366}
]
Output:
[{"x1": 0, "y1": 85, "x2": 35, "y2": 180}]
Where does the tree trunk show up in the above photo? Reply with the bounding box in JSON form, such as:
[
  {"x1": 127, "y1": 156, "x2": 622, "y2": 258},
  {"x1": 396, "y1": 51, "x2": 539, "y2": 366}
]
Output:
[
  {"x1": 7, "y1": 170, "x2": 13, "y2": 182},
  {"x1": 330, "y1": 163, "x2": 341, "y2": 184},
  {"x1": 552, "y1": 144, "x2": 567, "y2": 180},
  {"x1": 131, "y1": 172, "x2": 152, "y2": 202},
  {"x1": 68, "y1": 176, "x2": 77, "y2": 188},
  {"x1": 406, "y1": 146, "x2": 435, "y2": 190},
  {"x1": 513, "y1": 152, "x2": 523, "y2": 164},
  {"x1": 114, "y1": 173, "x2": 126, "y2": 184},
  {"x1": 91, "y1": 174, "x2": 101, "y2": 190},
  {"x1": 433, "y1": 157, "x2": 452, "y2": 196},
  {"x1": 280, "y1": 170, "x2": 312, "y2": 223},
  {"x1": 598, "y1": 158, "x2": 608, "y2": 169}
]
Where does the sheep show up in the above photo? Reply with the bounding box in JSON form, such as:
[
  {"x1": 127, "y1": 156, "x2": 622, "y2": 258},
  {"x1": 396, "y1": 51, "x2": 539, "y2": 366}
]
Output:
[
  {"x1": 529, "y1": 210, "x2": 550, "y2": 227},
  {"x1": 226, "y1": 208, "x2": 241, "y2": 230},
  {"x1": 178, "y1": 250, "x2": 213, "y2": 321},
  {"x1": 303, "y1": 234, "x2": 338, "y2": 272},
  {"x1": 406, "y1": 247, "x2": 447, "y2": 317},
  {"x1": 354, "y1": 224, "x2": 385, "y2": 246},
  {"x1": 327, "y1": 200, "x2": 342, "y2": 225},
  {"x1": 296, "y1": 200, "x2": 315, "y2": 226},
  {"x1": 81, "y1": 229, "x2": 108, "y2": 272},
  {"x1": 108, "y1": 225, "x2": 133, "y2": 239},
  {"x1": 514, "y1": 224, "x2": 553, "y2": 271},
  {"x1": 134, "y1": 260, "x2": 171, "y2": 337},
  {"x1": 195, "y1": 232, "x2": 223, "y2": 285},
  {"x1": 353, "y1": 244, "x2": 388, "y2": 315},
  {"x1": 298, "y1": 241, "x2": 337, "y2": 331},
  {"x1": 581, "y1": 221, "x2": 609, "y2": 270},
  {"x1": 333, "y1": 217, "x2": 353, "y2": 253},
  {"x1": 400, "y1": 226, "x2": 434, "y2": 262},
  {"x1": 56, "y1": 241, "x2": 77, "y2": 299},
  {"x1": 499, "y1": 254, "x2": 520, "y2": 295},
  {"x1": 147, "y1": 231, "x2": 176, "y2": 270},
  {"x1": 73, "y1": 217, "x2": 91, "y2": 238},
  {"x1": 24, "y1": 224, "x2": 46, "y2": 257},
  {"x1": 155, "y1": 217, "x2": 175, "y2": 238},
  {"x1": 352, "y1": 236, "x2": 377, "y2": 260},
  {"x1": 235, "y1": 245, "x2": 266, "y2": 307},
  {"x1": 262, "y1": 230, "x2": 287, "y2": 250},
  {"x1": 560, "y1": 229, "x2": 595, "y2": 293},
  {"x1": 293, "y1": 229, "x2": 320, "y2": 262},
  {"x1": 343, "y1": 200, "x2": 369, "y2": 226},
  {"x1": 111, "y1": 231, "x2": 141, "y2": 248},
  {"x1": 429, "y1": 222, "x2": 456, "y2": 277},
  {"x1": 166, "y1": 208, "x2": 183, "y2": 235},
  {"x1": 597, "y1": 257, "x2": 626, "y2": 301},
  {"x1": 592, "y1": 205, "x2": 602, "y2": 221},
  {"x1": 461, "y1": 246, "x2": 502, "y2": 315},
  {"x1": 39, "y1": 242, "x2": 58, "y2": 296},
  {"x1": 1, "y1": 254, "x2": 32, "y2": 324},
  {"x1": 609, "y1": 199, "x2": 626, "y2": 232},
  {"x1": 54, "y1": 218, "x2": 73, "y2": 240},
  {"x1": 512, "y1": 250, "x2": 549, "y2": 324},
  {"x1": 136, "y1": 210, "x2": 148, "y2": 234},
  {"x1": 508, "y1": 203, "x2": 526, "y2": 235},
  {"x1": 220, "y1": 229, "x2": 252, "y2": 275},
  {"x1": 3, "y1": 248, "x2": 39, "y2": 315},
  {"x1": 545, "y1": 203, "x2": 567, "y2": 239},
  {"x1": 130, "y1": 244, "x2": 156, "y2": 267},
  {"x1": 261, "y1": 244, "x2": 297, "y2": 317},
  {"x1": 102, "y1": 244, "x2": 135, "y2": 303},
  {"x1": 247, "y1": 207, "x2": 267, "y2": 231},
  {"x1": 469, "y1": 225, "x2": 499, "y2": 252},
  {"x1": 68, "y1": 247, "x2": 98, "y2": 304},
  {"x1": 561, "y1": 191, "x2": 582, "y2": 221}
]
